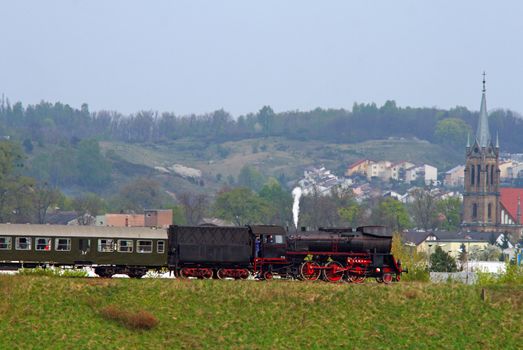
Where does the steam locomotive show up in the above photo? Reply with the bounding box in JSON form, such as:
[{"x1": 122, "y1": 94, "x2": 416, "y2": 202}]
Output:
[
  {"x1": 0, "y1": 223, "x2": 404, "y2": 283},
  {"x1": 169, "y1": 224, "x2": 404, "y2": 283}
]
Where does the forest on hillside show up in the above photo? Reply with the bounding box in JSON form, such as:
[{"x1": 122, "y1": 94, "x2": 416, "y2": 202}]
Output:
[{"x1": 1, "y1": 99, "x2": 522, "y2": 151}]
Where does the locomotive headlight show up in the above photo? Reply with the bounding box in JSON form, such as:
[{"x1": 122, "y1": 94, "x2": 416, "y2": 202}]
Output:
[{"x1": 376, "y1": 268, "x2": 381, "y2": 272}]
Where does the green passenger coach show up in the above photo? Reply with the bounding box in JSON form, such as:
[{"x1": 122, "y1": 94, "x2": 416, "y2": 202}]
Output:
[{"x1": 0, "y1": 224, "x2": 168, "y2": 278}]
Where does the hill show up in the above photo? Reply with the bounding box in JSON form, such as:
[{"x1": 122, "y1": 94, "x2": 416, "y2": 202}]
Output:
[
  {"x1": 0, "y1": 275, "x2": 521, "y2": 349},
  {"x1": 98, "y1": 137, "x2": 462, "y2": 195}
]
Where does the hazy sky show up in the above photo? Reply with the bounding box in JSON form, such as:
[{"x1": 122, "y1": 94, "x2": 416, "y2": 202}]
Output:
[{"x1": 1, "y1": 1, "x2": 522, "y2": 116}]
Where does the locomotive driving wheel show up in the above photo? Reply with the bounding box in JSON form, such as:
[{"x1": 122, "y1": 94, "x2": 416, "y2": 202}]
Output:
[
  {"x1": 300, "y1": 261, "x2": 321, "y2": 281},
  {"x1": 323, "y1": 261, "x2": 344, "y2": 283},
  {"x1": 263, "y1": 271, "x2": 274, "y2": 280}
]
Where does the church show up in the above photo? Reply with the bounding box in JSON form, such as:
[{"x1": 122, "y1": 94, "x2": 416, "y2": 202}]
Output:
[{"x1": 461, "y1": 75, "x2": 523, "y2": 240}]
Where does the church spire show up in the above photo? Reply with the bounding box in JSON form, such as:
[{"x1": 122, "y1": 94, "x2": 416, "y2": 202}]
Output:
[{"x1": 476, "y1": 72, "x2": 491, "y2": 147}]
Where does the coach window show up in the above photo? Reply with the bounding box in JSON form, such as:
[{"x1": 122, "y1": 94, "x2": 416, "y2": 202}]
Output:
[
  {"x1": 98, "y1": 239, "x2": 114, "y2": 252},
  {"x1": 55, "y1": 238, "x2": 71, "y2": 251},
  {"x1": 16, "y1": 237, "x2": 31, "y2": 250},
  {"x1": 157, "y1": 240, "x2": 165, "y2": 254},
  {"x1": 118, "y1": 240, "x2": 133, "y2": 253},
  {"x1": 36, "y1": 238, "x2": 52, "y2": 251},
  {"x1": 137, "y1": 240, "x2": 152, "y2": 253},
  {"x1": 0, "y1": 237, "x2": 12, "y2": 250},
  {"x1": 273, "y1": 235, "x2": 284, "y2": 244}
]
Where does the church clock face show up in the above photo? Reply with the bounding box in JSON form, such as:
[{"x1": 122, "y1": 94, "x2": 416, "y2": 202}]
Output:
[{"x1": 474, "y1": 147, "x2": 479, "y2": 153}]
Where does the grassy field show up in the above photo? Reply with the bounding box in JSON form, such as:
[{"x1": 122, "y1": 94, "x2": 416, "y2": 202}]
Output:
[{"x1": 0, "y1": 276, "x2": 521, "y2": 349}]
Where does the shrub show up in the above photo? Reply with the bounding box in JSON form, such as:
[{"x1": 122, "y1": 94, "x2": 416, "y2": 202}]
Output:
[
  {"x1": 18, "y1": 267, "x2": 88, "y2": 278},
  {"x1": 476, "y1": 263, "x2": 523, "y2": 286},
  {"x1": 100, "y1": 305, "x2": 159, "y2": 330},
  {"x1": 403, "y1": 267, "x2": 430, "y2": 282}
]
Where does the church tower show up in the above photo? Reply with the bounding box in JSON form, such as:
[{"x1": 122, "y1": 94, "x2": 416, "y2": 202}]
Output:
[{"x1": 462, "y1": 74, "x2": 500, "y2": 231}]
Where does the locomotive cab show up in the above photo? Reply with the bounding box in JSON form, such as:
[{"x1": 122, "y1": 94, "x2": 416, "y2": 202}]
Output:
[{"x1": 249, "y1": 225, "x2": 287, "y2": 259}]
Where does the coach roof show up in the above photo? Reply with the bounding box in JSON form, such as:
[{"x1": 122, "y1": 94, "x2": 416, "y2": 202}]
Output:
[{"x1": 0, "y1": 224, "x2": 167, "y2": 239}]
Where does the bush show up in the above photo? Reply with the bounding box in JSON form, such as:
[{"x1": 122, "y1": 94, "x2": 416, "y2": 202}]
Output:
[
  {"x1": 402, "y1": 267, "x2": 430, "y2": 282},
  {"x1": 477, "y1": 263, "x2": 523, "y2": 286},
  {"x1": 100, "y1": 305, "x2": 159, "y2": 330},
  {"x1": 18, "y1": 267, "x2": 88, "y2": 278}
]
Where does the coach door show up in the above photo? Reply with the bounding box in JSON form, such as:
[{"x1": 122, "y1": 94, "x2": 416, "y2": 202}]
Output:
[{"x1": 77, "y1": 238, "x2": 92, "y2": 259}]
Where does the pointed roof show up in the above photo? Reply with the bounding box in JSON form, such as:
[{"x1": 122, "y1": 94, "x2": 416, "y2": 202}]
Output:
[{"x1": 476, "y1": 73, "x2": 491, "y2": 147}]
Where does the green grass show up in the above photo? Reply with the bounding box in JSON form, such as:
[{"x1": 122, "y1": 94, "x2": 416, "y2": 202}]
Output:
[{"x1": 0, "y1": 276, "x2": 521, "y2": 349}]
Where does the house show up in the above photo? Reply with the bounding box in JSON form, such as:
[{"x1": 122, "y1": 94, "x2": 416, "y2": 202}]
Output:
[
  {"x1": 95, "y1": 209, "x2": 173, "y2": 228},
  {"x1": 405, "y1": 164, "x2": 438, "y2": 185},
  {"x1": 299, "y1": 166, "x2": 352, "y2": 196},
  {"x1": 444, "y1": 165, "x2": 465, "y2": 187},
  {"x1": 345, "y1": 159, "x2": 373, "y2": 177},
  {"x1": 402, "y1": 230, "x2": 509, "y2": 259}
]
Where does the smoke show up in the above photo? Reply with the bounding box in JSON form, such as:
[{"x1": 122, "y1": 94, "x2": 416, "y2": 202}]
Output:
[{"x1": 292, "y1": 187, "x2": 302, "y2": 229}]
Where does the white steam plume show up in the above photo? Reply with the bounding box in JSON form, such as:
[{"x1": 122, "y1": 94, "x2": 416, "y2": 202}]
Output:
[{"x1": 292, "y1": 187, "x2": 302, "y2": 229}]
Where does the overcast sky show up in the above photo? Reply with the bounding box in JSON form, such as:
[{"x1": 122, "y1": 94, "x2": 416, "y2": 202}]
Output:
[{"x1": 1, "y1": 1, "x2": 522, "y2": 116}]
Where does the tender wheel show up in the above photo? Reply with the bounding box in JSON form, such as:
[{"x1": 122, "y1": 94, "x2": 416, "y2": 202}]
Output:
[
  {"x1": 300, "y1": 262, "x2": 321, "y2": 281},
  {"x1": 179, "y1": 268, "x2": 189, "y2": 279},
  {"x1": 217, "y1": 268, "x2": 227, "y2": 280},
  {"x1": 323, "y1": 261, "x2": 344, "y2": 283},
  {"x1": 239, "y1": 269, "x2": 250, "y2": 280},
  {"x1": 202, "y1": 268, "x2": 213, "y2": 279},
  {"x1": 382, "y1": 273, "x2": 393, "y2": 284}
]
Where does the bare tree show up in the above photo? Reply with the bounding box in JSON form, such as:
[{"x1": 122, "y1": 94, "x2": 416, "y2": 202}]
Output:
[
  {"x1": 409, "y1": 188, "x2": 437, "y2": 230},
  {"x1": 178, "y1": 192, "x2": 208, "y2": 225}
]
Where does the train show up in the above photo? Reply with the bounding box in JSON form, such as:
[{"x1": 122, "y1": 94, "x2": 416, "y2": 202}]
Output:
[{"x1": 0, "y1": 223, "x2": 405, "y2": 283}]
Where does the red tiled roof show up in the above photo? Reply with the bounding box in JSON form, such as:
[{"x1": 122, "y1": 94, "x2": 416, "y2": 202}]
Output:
[
  {"x1": 348, "y1": 159, "x2": 367, "y2": 169},
  {"x1": 499, "y1": 187, "x2": 523, "y2": 221}
]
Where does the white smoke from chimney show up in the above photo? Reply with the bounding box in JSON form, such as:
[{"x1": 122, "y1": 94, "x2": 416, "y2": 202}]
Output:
[{"x1": 292, "y1": 187, "x2": 302, "y2": 229}]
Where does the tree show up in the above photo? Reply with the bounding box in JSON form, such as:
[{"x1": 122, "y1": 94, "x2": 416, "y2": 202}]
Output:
[
  {"x1": 469, "y1": 245, "x2": 502, "y2": 261},
  {"x1": 237, "y1": 165, "x2": 265, "y2": 192},
  {"x1": 72, "y1": 193, "x2": 106, "y2": 225},
  {"x1": 435, "y1": 197, "x2": 462, "y2": 231},
  {"x1": 112, "y1": 178, "x2": 167, "y2": 212},
  {"x1": 213, "y1": 188, "x2": 271, "y2": 226},
  {"x1": 258, "y1": 179, "x2": 292, "y2": 225},
  {"x1": 373, "y1": 198, "x2": 410, "y2": 232},
  {"x1": 429, "y1": 246, "x2": 458, "y2": 272},
  {"x1": 338, "y1": 202, "x2": 362, "y2": 227},
  {"x1": 33, "y1": 183, "x2": 63, "y2": 224},
  {"x1": 409, "y1": 188, "x2": 437, "y2": 230},
  {"x1": 434, "y1": 118, "x2": 471, "y2": 149},
  {"x1": 178, "y1": 192, "x2": 208, "y2": 225},
  {"x1": 458, "y1": 243, "x2": 467, "y2": 269},
  {"x1": 75, "y1": 139, "x2": 111, "y2": 188}
]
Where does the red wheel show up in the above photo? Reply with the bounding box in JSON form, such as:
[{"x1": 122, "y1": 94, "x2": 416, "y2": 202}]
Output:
[
  {"x1": 202, "y1": 268, "x2": 213, "y2": 279},
  {"x1": 179, "y1": 268, "x2": 190, "y2": 279},
  {"x1": 323, "y1": 261, "x2": 344, "y2": 283},
  {"x1": 217, "y1": 268, "x2": 227, "y2": 280},
  {"x1": 263, "y1": 271, "x2": 273, "y2": 280},
  {"x1": 239, "y1": 269, "x2": 250, "y2": 280},
  {"x1": 394, "y1": 274, "x2": 401, "y2": 282},
  {"x1": 300, "y1": 262, "x2": 321, "y2": 281},
  {"x1": 348, "y1": 275, "x2": 366, "y2": 283},
  {"x1": 382, "y1": 273, "x2": 393, "y2": 284}
]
